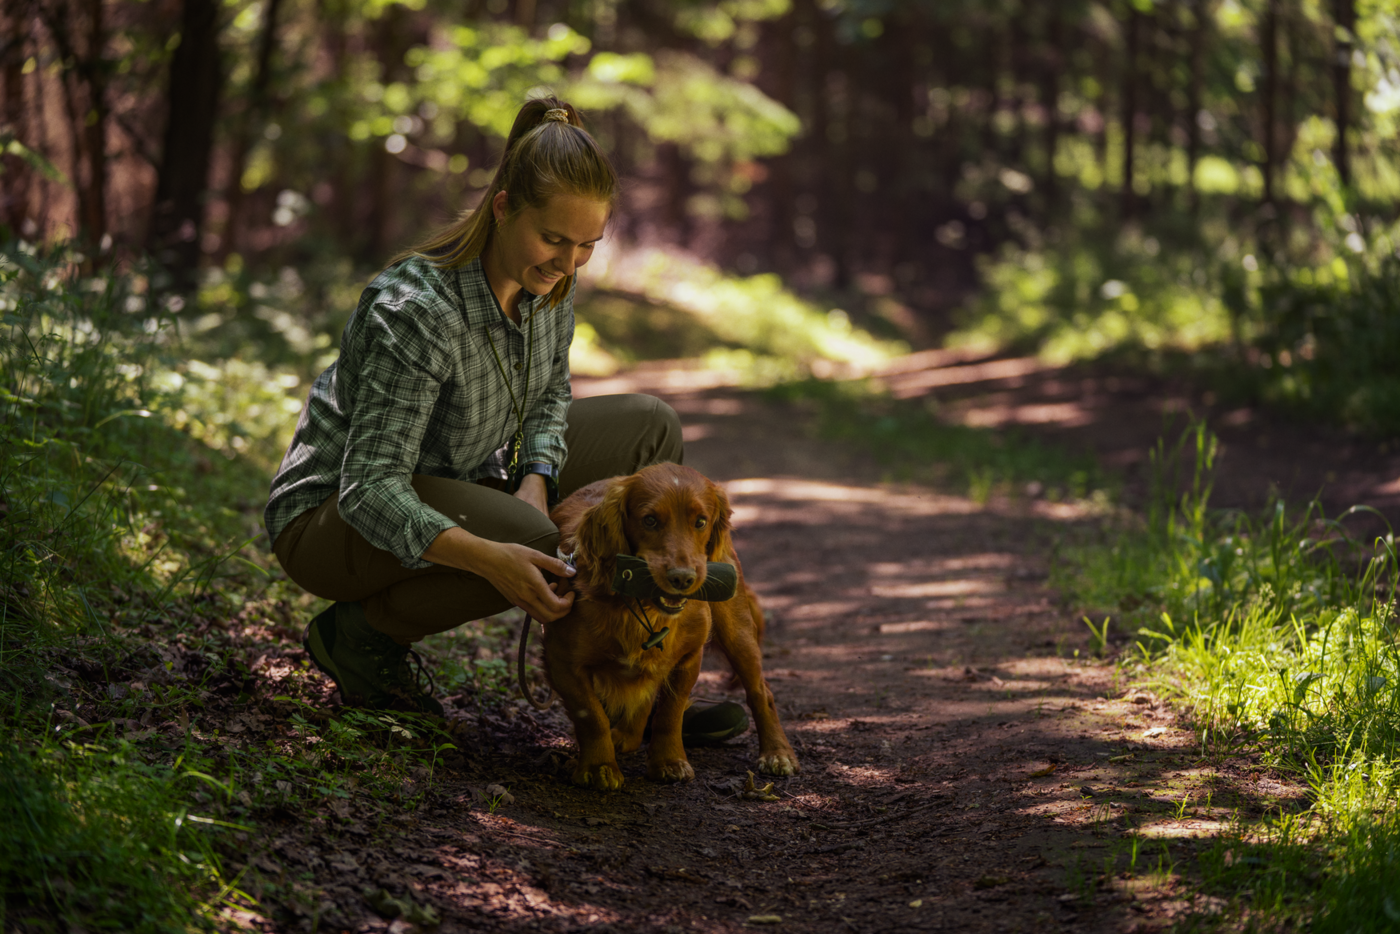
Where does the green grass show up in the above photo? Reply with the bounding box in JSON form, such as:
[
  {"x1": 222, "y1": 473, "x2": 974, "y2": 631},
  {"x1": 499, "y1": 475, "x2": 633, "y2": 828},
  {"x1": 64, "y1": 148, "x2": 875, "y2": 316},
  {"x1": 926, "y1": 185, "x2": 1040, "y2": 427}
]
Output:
[
  {"x1": 0, "y1": 243, "x2": 470, "y2": 930},
  {"x1": 951, "y1": 228, "x2": 1400, "y2": 438},
  {"x1": 766, "y1": 376, "x2": 1111, "y2": 505},
  {"x1": 1053, "y1": 418, "x2": 1400, "y2": 928}
]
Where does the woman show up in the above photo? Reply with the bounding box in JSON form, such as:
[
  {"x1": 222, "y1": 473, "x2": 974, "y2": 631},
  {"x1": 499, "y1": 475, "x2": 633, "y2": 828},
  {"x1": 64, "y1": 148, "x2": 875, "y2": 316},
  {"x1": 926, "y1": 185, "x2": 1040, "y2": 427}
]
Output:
[{"x1": 265, "y1": 97, "x2": 744, "y2": 742}]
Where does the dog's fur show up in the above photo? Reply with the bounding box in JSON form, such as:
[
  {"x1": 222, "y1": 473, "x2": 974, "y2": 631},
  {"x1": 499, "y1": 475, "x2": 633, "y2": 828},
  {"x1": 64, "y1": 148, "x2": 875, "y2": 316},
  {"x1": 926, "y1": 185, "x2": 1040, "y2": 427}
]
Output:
[{"x1": 544, "y1": 463, "x2": 799, "y2": 790}]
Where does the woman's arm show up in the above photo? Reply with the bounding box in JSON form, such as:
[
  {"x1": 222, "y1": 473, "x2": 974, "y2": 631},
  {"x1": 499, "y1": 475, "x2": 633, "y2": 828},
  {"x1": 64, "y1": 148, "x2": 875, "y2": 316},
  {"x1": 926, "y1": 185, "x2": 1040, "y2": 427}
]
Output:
[{"x1": 422, "y1": 524, "x2": 574, "y2": 622}]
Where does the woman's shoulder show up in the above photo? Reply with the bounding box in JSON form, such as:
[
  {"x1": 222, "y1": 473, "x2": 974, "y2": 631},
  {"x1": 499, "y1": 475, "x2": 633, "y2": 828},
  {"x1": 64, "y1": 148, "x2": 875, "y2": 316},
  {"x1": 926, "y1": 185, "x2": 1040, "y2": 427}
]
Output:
[{"x1": 363, "y1": 254, "x2": 455, "y2": 310}]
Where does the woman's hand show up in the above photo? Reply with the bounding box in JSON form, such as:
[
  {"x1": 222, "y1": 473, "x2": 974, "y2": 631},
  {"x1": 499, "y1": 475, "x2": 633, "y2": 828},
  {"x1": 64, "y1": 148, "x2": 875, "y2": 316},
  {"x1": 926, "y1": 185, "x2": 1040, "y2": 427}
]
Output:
[
  {"x1": 514, "y1": 472, "x2": 549, "y2": 516},
  {"x1": 476, "y1": 541, "x2": 576, "y2": 622},
  {"x1": 422, "y1": 527, "x2": 575, "y2": 622}
]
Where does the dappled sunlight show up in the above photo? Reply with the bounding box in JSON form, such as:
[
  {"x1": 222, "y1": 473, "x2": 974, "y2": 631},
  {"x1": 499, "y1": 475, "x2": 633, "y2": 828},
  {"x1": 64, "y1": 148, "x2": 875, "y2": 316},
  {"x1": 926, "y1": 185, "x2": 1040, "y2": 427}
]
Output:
[
  {"x1": 880, "y1": 356, "x2": 1050, "y2": 400},
  {"x1": 961, "y1": 400, "x2": 1096, "y2": 429},
  {"x1": 869, "y1": 579, "x2": 1005, "y2": 599}
]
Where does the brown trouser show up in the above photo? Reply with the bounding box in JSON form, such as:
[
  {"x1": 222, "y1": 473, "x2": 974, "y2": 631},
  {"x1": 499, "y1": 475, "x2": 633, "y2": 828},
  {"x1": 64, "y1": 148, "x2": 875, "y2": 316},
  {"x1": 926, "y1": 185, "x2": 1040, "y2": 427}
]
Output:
[{"x1": 272, "y1": 393, "x2": 683, "y2": 642}]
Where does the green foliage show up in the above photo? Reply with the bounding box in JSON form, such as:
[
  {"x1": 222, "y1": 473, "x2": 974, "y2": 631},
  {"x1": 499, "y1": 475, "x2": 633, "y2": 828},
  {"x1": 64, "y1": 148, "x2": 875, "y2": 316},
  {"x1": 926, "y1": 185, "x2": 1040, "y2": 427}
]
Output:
[
  {"x1": 0, "y1": 741, "x2": 232, "y2": 933},
  {"x1": 1054, "y1": 418, "x2": 1400, "y2": 926},
  {"x1": 1245, "y1": 254, "x2": 1400, "y2": 436},
  {"x1": 766, "y1": 377, "x2": 1109, "y2": 504},
  {"x1": 950, "y1": 233, "x2": 1234, "y2": 364},
  {"x1": 584, "y1": 248, "x2": 903, "y2": 381},
  {"x1": 0, "y1": 244, "x2": 466, "y2": 928}
]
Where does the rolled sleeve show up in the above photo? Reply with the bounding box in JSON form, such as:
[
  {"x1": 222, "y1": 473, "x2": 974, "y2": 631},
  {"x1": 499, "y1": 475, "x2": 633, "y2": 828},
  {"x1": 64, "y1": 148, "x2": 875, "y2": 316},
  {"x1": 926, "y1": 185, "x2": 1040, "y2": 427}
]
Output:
[{"x1": 338, "y1": 302, "x2": 458, "y2": 568}]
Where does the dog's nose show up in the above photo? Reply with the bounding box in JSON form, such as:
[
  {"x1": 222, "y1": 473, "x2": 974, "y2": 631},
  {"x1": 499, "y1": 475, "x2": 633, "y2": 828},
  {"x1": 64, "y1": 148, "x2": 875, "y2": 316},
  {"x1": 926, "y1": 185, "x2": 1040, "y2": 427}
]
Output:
[{"x1": 667, "y1": 567, "x2": 697, "y2": 591}]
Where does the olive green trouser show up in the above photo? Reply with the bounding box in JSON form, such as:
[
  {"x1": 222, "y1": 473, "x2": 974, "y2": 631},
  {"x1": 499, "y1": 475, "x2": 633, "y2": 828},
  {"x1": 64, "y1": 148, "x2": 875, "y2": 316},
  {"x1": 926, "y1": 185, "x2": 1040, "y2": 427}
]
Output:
[{"x1": 272, "y1": 393, "x2": 683, "y2": 643}]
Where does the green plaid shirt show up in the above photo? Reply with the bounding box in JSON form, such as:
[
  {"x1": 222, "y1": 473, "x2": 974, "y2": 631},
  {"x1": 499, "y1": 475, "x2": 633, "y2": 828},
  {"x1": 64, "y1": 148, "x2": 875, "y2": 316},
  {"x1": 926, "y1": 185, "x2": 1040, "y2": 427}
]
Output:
[{"x1": 264, "y1": 255, "x2": 573, "y2": 569}]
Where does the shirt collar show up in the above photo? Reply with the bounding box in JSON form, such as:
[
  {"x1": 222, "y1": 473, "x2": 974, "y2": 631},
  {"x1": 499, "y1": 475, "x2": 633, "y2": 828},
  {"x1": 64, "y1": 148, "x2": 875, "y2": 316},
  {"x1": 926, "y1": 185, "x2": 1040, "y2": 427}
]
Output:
[{"x1": 453, "y1": 256, "x2": 539, "y2": 330}]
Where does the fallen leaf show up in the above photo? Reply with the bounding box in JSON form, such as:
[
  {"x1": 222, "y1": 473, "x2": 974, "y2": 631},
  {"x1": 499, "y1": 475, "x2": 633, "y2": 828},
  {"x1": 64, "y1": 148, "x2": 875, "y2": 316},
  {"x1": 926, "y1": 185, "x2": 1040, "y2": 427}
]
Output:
[
  {"x1": 742, "y1": 771, "x2": 780, "y2": 802},
  {"x1": 1026, "y1": 764, "x2": 1056, "y2": 778},
  {"x1": 748, "y1": 915, "x2": 782, "y2": 925},
  {"x1": 1109, "y1": 753, "x2": 1136, "y2": 763},
  {"x1": 1142, "y1": 727, "x2": 1169, "y2": 738},
  {"x1": 909, "y1": 899, "x2": 923, "y2": 908}
]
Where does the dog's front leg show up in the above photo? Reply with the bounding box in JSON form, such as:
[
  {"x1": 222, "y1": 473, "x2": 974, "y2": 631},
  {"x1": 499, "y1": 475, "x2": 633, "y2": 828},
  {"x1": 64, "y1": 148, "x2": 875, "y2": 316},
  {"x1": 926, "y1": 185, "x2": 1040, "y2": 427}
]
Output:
[
  {"x1": 712, "y1": 595, "x2": 800, "y2": 776},
  {"x1": 549, "y1": 665, "x2": 624, "y2": 791},
  {"x1": 647, "y1": 647, "x2": 701, "y2": 783}
]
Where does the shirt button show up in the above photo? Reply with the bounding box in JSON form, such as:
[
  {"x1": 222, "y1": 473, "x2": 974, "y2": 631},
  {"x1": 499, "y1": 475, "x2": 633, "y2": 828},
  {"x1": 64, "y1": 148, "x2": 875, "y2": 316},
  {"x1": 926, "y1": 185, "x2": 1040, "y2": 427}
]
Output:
[{"x1": 514, "y1": 363, "x2": 522, "y2": 371}]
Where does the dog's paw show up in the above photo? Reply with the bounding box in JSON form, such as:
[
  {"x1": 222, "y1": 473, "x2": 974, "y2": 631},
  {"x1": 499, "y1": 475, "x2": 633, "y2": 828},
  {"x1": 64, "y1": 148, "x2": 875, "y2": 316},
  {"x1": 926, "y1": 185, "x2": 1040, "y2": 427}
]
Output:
[
  {"x1": 758, "y1": 752, "x2": 800, "y2": 776},
  {"x1": 647, "y1": 758, "x2": 695, "y2": 783},
  {"x1": 572, "y1": 761, "x2": 624, "y2": 791}
]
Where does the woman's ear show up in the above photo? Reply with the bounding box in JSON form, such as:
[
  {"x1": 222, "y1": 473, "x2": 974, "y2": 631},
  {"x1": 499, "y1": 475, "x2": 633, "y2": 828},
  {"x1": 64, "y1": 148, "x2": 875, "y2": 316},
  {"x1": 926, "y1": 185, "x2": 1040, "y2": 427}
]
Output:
[
  {"x1": 705, "y1": 482, "x2": 733, "y2": 560},
  {"x1": 576, "y1": 476, "x2": 633, "y2": 590},
  {"x1": 492, "y1": 189, "x2": 510, "y2": 225}
]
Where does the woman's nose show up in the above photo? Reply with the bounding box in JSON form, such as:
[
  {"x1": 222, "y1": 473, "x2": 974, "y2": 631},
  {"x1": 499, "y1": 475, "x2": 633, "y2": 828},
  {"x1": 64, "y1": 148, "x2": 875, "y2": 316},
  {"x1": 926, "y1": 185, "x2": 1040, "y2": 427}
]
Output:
[{"x1": 556, "y1": 246, "x2": 589, "y2": 275}]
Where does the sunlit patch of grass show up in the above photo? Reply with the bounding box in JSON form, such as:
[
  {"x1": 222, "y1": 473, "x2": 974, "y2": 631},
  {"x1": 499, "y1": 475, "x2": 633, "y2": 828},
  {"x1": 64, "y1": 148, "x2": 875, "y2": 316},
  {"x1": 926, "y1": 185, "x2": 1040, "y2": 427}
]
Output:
[
  {"x1": 766, "y1": 376, "x2": 1111, "y2": 504},
  {"x1": 948, "y1": 224, "x2": 1400, "y2": 436},
  {"x1": 581, "y1": 245, "x2": 905, "y2": 381},
  {"x1": 1053, "y1": 417, "x2": 1400, "y2": 926}
]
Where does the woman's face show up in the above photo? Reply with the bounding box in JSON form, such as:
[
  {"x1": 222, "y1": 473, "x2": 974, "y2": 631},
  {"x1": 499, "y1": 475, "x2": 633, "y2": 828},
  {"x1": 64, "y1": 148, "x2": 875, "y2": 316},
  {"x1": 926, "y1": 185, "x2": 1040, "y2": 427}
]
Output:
[{"x1": 490, "y1": 190, "x2": 609, "y2": 296}]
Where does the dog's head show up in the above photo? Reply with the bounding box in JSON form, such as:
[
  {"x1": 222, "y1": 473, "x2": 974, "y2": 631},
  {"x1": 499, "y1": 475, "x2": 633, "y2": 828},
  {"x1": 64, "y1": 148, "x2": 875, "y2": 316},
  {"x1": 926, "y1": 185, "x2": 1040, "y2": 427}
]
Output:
[{"x1": 574, "y1": 463, "x2": 732, "y2": 615}]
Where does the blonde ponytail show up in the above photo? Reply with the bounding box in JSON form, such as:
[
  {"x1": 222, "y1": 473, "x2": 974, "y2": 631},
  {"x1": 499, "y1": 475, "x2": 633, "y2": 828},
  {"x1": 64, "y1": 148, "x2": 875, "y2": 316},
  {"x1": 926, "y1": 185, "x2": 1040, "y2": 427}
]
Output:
[{"x1": 398, "y1": 96, "x2": 618, "y2": 307}]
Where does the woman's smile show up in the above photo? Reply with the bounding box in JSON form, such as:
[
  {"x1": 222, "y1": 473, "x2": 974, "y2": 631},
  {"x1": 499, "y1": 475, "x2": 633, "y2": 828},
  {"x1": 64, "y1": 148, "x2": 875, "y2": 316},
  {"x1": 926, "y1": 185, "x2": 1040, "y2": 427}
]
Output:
[{"x1": 483, "y1": 191, "x2": 610, "y2": 317}]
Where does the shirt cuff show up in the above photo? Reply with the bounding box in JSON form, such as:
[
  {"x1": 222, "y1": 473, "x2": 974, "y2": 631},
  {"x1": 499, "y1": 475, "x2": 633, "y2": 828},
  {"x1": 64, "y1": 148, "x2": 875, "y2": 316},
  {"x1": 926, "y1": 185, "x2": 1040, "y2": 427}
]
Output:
[
  {"x1": 402, "y1": 505, "x2": 460, "y2": 569},
  {"x1": 510, "y1": 462, "x2": 561, "y2": 506}
]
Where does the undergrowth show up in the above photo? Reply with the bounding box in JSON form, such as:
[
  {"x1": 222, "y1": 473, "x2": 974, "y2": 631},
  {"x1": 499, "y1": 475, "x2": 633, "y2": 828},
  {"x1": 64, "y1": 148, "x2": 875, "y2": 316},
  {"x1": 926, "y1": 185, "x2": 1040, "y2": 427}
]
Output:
[
  {"x1": 766, "y1": 376, "x2": 1111, "y2": 505},
  {"x1": 952, "y1": 230, "x2": 1400, "y2": 438},
  {"x1": 1054, "y1": 419, "x2": 1400, "y2": 929},
  {"x1": 0, "y1": 243, "x2": 480, "y2": 931}
]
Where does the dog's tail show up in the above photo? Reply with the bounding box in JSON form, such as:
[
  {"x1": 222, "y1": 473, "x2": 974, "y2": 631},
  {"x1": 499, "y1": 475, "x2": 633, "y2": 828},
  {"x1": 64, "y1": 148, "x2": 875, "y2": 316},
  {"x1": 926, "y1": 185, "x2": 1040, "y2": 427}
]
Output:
[{"x1": 517, "y1": 614, "x2": 557, "y2": 711}]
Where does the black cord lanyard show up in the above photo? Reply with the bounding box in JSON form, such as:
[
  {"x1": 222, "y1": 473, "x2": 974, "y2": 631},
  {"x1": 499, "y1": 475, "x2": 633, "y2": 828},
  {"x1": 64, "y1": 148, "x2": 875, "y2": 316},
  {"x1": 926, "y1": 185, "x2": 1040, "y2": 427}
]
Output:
[
  {"x1": 483, "y1": 300, "x2": 536, "y2": 477},
  {"x1": 623, "y1": 596, "x2": 670, "y2": 650}
]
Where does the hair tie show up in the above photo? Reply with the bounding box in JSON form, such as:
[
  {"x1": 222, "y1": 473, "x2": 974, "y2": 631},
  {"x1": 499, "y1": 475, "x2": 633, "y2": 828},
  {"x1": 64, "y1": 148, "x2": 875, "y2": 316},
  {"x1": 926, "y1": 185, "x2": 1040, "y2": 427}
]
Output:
[{"x1": 542, "y1": 107, "x2": 570, "y2": 124}]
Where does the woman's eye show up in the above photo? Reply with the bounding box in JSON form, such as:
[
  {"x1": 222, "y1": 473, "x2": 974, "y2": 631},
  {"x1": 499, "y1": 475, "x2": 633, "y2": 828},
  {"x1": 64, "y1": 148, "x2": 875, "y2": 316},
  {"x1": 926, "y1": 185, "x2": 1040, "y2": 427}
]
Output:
[
  {"x1": 642, "y1": 515, "x2": 659, "y2": 529},
  {"x1": 695, "y1": 517, "x2": 707, "y2": 529}
]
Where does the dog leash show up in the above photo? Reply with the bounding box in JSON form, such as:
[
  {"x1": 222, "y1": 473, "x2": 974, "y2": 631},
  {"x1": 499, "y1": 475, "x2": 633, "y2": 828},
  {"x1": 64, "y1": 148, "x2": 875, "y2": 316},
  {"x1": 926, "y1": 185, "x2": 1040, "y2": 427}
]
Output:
[{"x1": 515, "y1": 549, "x2": 575, "y2": 712}]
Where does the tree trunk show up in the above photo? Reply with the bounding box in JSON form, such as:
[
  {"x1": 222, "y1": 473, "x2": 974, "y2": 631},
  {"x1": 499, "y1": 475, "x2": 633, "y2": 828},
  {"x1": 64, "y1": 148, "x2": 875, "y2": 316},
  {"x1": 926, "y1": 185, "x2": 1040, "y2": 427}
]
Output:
[
  {"x1": 40, "y1": 0, "x2": 108, "y2": 246},
  {"x1": 81, "y1": 0, "x2": 106, "y2": 246},
  {"x1": 1, "y1": 0, "x2": 32, "y2": 235},
  {"x1": 220, "y1": 0, "x2": 282, "y2": 259},
  {"x1": 765, "y1": 5, "x2": 796, "y2": 274},
  {"x1": 1186, "y1": 0, "x2": 1208, "y2": 215},
  {"x1": 1261, "y1": 0, "x2": 1278, "y2": 206},
  {"x1": 1121, "y1": 7, "x2": 1139, "y2": 220},
  {"x1": 1042, "y1": 9, "x2": 1063, "y2": 219},
  {"x1": 361, "y1": 4, "x2": 406, "y2": 263},
  {"x1": 1332, "y1": 0, "x2": 1354, "y2": 188},
  {"x1": 148, "y1": 0, "x2": 222, "y2": 292}
]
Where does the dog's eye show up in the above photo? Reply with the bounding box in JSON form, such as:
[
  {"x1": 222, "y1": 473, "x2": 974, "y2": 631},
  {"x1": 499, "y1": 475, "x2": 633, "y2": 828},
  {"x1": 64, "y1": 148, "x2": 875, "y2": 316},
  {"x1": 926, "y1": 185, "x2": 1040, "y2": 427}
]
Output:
[
  {"x1": 642, "y1": 515, "x2": 659, "y2": 529},
  {"x1": 695, "y1": 517, "x2": 707, "y2": 529}
]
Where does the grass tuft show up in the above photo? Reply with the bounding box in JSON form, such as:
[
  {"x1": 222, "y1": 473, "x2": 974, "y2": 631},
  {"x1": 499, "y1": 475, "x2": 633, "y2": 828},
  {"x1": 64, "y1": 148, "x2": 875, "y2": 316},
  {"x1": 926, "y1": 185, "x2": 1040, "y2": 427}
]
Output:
[{"x1": 1055, "y1": 416, "x2": 1400, "y2": 926}]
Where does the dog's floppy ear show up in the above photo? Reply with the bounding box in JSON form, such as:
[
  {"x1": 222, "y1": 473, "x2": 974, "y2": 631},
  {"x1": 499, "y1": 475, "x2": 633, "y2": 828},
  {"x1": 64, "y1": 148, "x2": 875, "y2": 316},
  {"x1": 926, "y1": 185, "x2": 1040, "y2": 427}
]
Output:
[
  {"x1": 575, "y1": 475, "x2": 634, "y2": 591},
  {"x1": 704, "y1": 480, "x2": 733, "y2": 560}
]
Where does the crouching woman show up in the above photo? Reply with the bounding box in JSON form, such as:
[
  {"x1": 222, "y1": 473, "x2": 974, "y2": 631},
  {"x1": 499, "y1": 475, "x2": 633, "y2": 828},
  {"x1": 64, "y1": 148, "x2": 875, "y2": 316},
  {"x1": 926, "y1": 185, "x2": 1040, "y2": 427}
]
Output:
[{"x1": 262, "y1": 98, "x2": 683, "y2": 715}]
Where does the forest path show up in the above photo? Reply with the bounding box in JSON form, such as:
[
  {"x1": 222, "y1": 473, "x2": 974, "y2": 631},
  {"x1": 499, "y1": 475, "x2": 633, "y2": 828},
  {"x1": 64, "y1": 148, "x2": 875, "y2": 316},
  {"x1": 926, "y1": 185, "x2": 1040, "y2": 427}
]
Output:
[{"x1": 251, "y1": 358, "x2": 1372, "y2": 933}]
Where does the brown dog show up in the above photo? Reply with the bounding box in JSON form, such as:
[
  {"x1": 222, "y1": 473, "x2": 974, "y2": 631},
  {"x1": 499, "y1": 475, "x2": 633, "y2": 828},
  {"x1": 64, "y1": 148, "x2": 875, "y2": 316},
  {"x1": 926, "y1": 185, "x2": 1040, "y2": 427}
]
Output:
[{"x1": 541, "y1": 462, "x2": 799, "y2": 790}]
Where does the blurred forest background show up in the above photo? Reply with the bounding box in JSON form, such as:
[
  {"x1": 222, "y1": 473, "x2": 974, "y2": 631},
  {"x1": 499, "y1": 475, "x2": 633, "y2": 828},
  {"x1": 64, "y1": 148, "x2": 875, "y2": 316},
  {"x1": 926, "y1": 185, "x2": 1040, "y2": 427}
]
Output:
[
  {"x1": 5, "y1": 0, "x2": 1400, "y2": 434},
  {"x1": 8, "y1": 6, "x2": 1400, "y2": 927}
]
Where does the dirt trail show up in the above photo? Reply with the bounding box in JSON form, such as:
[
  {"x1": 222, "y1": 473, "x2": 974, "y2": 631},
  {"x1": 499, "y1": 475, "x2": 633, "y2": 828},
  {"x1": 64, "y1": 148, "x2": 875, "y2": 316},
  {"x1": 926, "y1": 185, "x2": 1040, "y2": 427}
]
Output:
[{"x1": 236, "y1": 360, "x2": 1358, "y2": 934}]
